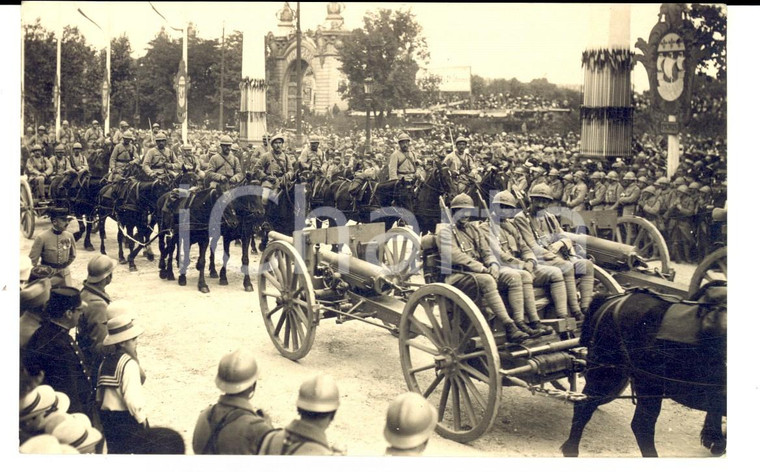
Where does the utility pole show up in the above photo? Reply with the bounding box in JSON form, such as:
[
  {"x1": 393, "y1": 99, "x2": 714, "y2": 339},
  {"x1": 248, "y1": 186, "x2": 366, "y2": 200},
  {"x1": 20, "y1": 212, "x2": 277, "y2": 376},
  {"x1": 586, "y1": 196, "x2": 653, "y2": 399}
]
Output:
[
  {"x1": 219, "y1": 21, "x2": 225, "y2": 131},
  {"x1": 296, "y1": 1, "x2": 302, "y2": 147},
  {"x1": 182, "y1": 23, "x2": 188, "y2": 143}
]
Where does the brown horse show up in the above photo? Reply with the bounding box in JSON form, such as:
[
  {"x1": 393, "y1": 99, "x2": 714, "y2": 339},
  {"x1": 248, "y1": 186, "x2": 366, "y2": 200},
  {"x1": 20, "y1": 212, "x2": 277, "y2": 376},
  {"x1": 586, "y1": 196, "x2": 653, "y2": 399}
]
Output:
[{"x1": 561, "y1": 281, "x2": 727, "y2": 457}]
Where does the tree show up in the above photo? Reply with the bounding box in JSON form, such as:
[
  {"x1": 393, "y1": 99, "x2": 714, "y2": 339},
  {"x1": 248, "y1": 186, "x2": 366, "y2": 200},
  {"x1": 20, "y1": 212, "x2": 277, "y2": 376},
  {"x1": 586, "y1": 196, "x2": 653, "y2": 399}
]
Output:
[
  {"x1": 109, "y1": 35, "x2": 135, "y2": 124},
  {"x1": 337, "y1": 8, "x2": 429, "y2": 123},
  {"x1": 138, "y1": 28, "x2": 181, "y2": 127},
  {"x1": 687, "y1": 3, "x2": 726, "y2": 81},
  {"x1": 23, "y1": 20, "x2": 56, "y2": 126}
]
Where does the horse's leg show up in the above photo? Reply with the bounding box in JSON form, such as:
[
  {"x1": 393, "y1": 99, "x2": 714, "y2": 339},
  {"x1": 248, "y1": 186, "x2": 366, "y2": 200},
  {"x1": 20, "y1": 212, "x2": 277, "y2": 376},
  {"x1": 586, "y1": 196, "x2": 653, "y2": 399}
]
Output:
[
  {"x1": 630, "y1": 381, "x2": 664, "y2": 457},
  {"x1": 99, "y1": 215, "x2": 107, "y2": 255},
  {"x1": 127, "y1": 225, "x2": 142, "y2": 272},
  {"x1": 561, "y1": 366, "x2": 628, "y2": 457},
  {"x1": 117, "y1": 228, "x2": 126, "y2": 264},
  {"x1": 208, "y1": 236, "x2": 219, "y2": 279},
  {"x1": 197, "y1": 238, "x2": 210, "y2": 293},
  {"x1": 158, "y1": 232, "x2": 167, "y2": 278},
  {"x1": 74, "y1": 218, "x2": 85, "y2": 241},
  {"x1": 250, "y1": 224, "x2": 259, "y2": 255},
  {"x1": 242, "y1": 224, "x2": 253, "y2": 292},
  {"x1": 165, "y1": 233, "x2": 176, "y2": 281},
  {"x1": 700, "y1": 411, "x2": 726, "y2": 456},
  {"x1": 219, "y1": 237, "x2": 231, "y2": 286},
  {"x1": 178, "y1": 233, "x2": 189, "y2": 287},
  {"x1": 83, "y1": 218, "x2": 95, "y2": 251}
]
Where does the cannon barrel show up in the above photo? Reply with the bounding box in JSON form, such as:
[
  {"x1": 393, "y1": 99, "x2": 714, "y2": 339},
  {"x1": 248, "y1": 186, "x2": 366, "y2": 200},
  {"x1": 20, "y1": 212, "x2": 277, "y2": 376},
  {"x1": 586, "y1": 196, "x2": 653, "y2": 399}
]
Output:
[
  {"x1": 563, "y1": 232, "x2": 642, "y2": 271},
  {"x1": 267, "y1": 230, "x2": 392, "y2": 295}
]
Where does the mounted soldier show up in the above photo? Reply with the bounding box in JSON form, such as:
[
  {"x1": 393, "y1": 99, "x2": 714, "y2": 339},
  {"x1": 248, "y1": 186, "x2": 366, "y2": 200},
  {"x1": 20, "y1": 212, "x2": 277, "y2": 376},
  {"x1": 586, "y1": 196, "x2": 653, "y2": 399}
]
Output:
[
  {"x1": 26, "y1": 144, "x2": 50, "y2": 200},
  {"x1": 206, "y1": 135, "x2": 245, "y2": 187},
  {"x1": 252, "y1": 134, "x2": 292, "y2": 183},
  {"x1": 177, "y1": 143, "x2": 205, "y2": 178},
  {"x1": 29, "y1": 125, "x2": 52, "y2": 157},
  {"x1": 142, "y1": 132, "x2": 181, "y2": 181},
  {"x1": 111, "y1": 120, "x2": 129, "y2": 146},
  {"x1": 298, "y1": 135, "x2": 326, "y2": 173},
  {"x1": 69, "y1": 143, "x2": 89, "y2": 174},
  {"x1": 47, "y1": 144, "x2": 77, "y2": 200},
  {"x1": 84, "y1": 120, "x2": 104, "y2": 152},
  {"x1": 388, "y1": 133, "x2": 422, "y2": 182},
  {"x1": 108, "y1": 131, "x2": 139, "y2": 182}
]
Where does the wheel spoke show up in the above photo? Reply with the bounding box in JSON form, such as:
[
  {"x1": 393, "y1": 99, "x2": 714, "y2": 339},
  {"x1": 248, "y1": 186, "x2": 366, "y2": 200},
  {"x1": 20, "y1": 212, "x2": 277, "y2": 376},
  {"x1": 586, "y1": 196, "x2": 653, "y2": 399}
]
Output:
[
  {"x1": 273, "y1": 309, "x2": 287, "y2": 337},
  {"x1": 419, "y1": 301, "x2": 446, "y2": 346},
  {"x1": 264, "y1": 302, "x2": 284, "y2": 319},
  {"x1": 454, "y1": 375, "x2": 478, "y2": 428},
  {"x1": 438, "y1": 377, "x2": 451, "y2": 422},
  {"x1": 290, "y1": 312, "x2": 301, "y2": 350},
  {"x1": 409, "y1": 314, "x2": 444, "y2": 348},
  {"x1": 292, "y1": 304, "x2": 311, "y2": 327},
  {"x1": 261, "y1": 290, "x2": 281, "y2": 299},
  {"x1": 459, "y1": 361, "x2": 491, "y2": 383},
  {"x1": 458, "y1": 372, "x2": 487, "y2": 410},
  {"x1": 409, "y1": 362, "x2": 437, "y2": 375},
  {"x1": 421, "y1": 372, "x2": 445, "y2": 399},
  {"x1": 434, "y1": 295, "x2": 453, "y2": 346},
  {"x1": 451, "y1": 375, "x2": 462, "y2": 430},
  {"x1": 405, "y1": 338, "x2": 441, "y2": 356},
  {"x1": 457, "y1": 323, "x2": 477, "y2": 352},
  {"x1": 263, "y1": 271, "x2": 283, "y2": 292},
  {"x1": 283, "y1": 314, "x2": 292, "y2": 349}
]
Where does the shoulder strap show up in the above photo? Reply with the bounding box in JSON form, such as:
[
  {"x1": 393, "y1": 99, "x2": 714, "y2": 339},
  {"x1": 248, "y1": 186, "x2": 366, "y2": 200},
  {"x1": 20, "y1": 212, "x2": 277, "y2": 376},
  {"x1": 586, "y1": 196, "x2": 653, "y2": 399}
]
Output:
[
  {"x1": 258, "y1": 428, "x2": 285, "y2": 455},
  {"x1": 202, "y1": 405, "x2": 254, "y2": 455}
]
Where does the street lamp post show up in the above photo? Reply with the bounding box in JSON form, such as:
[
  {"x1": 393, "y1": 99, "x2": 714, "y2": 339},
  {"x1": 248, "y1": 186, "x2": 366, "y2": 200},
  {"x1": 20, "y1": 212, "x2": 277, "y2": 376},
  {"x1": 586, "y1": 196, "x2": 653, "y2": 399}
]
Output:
[{"x1": 364, "y1": 77, "x2": 374, "y2": 154}]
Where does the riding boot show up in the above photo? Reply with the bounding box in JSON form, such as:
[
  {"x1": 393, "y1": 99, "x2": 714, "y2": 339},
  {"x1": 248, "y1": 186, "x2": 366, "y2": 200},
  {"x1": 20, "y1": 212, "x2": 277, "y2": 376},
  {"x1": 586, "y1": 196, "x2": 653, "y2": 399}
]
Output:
[
  {"x1": 549, "y1": 280, "x2": 569, "y2": 317},
  {"x1": 504, "y1": 322, "x2": 530, "y2": 343},
  {"x1": 528, "y1": 320, "x2": 554, "y2": 336},
  {"x1": 482, "y1": 288, "x2": 529, "y2": 343},
  {"x1": 514, "y1": 320, "x2": 541, "y2": 338}
]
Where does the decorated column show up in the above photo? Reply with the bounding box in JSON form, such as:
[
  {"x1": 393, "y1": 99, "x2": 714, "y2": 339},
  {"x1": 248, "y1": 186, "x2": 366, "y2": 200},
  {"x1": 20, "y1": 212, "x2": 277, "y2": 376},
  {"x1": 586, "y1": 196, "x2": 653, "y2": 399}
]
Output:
[
  {"x1": 580, "y1": 4, "x2": 633, "y2": 163},
  {"x1": 240, "y1": 24, "x2": 267, "y2": 146}
]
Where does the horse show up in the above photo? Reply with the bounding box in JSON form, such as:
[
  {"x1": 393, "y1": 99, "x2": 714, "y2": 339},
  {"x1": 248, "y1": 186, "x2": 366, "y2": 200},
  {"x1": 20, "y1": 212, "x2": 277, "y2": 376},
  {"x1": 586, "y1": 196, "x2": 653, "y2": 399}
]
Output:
[
  {"x1": 414, "y1": 160, "x2": 457, "y2": 235},
  {"x1": 207, "y1": 175, "x2": 268, "y2": 291},
  {"x1": 560, "y1": 281, "x2": 727, "y2": 457},
  {"x1": 258, "y1": 171, "x2": 311, "y2": 251}
]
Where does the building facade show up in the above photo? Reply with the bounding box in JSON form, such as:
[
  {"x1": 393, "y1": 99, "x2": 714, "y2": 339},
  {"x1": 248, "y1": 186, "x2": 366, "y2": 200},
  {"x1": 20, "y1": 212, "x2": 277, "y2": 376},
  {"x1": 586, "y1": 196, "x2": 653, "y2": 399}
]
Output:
[{"x1": 266, "y1": 2, "x2": 349, "y2": 118}]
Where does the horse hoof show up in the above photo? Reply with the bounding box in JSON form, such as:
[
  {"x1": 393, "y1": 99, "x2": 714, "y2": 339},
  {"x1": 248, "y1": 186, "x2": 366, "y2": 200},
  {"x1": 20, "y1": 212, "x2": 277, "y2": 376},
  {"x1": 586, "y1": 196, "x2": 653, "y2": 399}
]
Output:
[
  {"x1": 560, "y1": 442, "x2": 579, "y2": 457},
  {"x1": 167, "y1": 273, "x2": 175, "y2": 281},
  {"x1": 129, "y1": 265, "x2": 137, "y2": 272},
  {"x1": 73, "y1": 232, "x2": 82, "y2": 242},
  {"x1": 209, "y1": 271, "x2": 218, "y2": 279},
  {"x1": 159, "y1": 270, "x2": 167, "y2": 280},
  {"x1": 146, "y1": 253, "x2": 155, "y2": 261},
  {"x1": 178, "y1": 276, "x2": 187, "y2": 286},
  {"x1": 219, "y1": 278, "x2": 228, "y2": 286},
  {"x1": 199, "y1": 285, "x2": 210, "y2": 293},
  {"x1": 244, "y1": 285, "x2": 254, "y2": 292},
  {"x1": 119, "y1": 257, "x2": 127, "y2": 265},
  {"x1": 101, "y1": 249, "x2": 107, "y2": 255},
  {"x1": 85, "y1": 244, "x2": 95, "y2": 251}
]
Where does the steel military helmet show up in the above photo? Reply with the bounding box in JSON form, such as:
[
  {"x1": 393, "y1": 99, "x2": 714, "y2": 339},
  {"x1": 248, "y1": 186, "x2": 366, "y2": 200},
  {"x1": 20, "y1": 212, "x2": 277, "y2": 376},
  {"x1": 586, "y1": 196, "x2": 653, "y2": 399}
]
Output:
[
  {"x1": 454, "y1": 135, "x2": 468, "y2": 145},
  {"x1": 119, "y1": 120, "x2": 128, "y2": 127},
  {"x1": 55, "y1": 144, "x2": 65, "y2": 153},
  {"x1": 215, "y1": 348, "x2": 260, "y2": 394},
  {"x1": 548, "y1": 168, "x2": 559, "y2": 177},
  {"x1": 383, "y1": 392, "x2": 437, "y2": 450},
  {"x1": 450, "y1": 193, "x2": 475, "y2": 210},
  {"x1": 87, "y1": 255, "x2": 117, "y2": 284},
  {"x1": 493, "y1": 190, "x2": 518, "y2": 208},
  {"x1": 642, "y1": 185, "x2": 657, "y2": 196},
  {"x1": 606, "y1": 171, "x2": 619, "y2": 180},
  {"x1": 38, "y1": 125, "x2": 46, "y2": 131},
  {"x1": 397, "y1": 133, "x2": 411, "y2": 143},
  {"x1": 122, "y1": 131, "x2": 134, "y2": 141},
  {"x1": 699, "y1": 185, "x2": 711, "y2": 194},
  {"x1": 590, "y1": 171, "x2": 603, "y2": 180},
  {"x1": 154, "y1": 132, "x2": 167, "y2": 141},
  {"x1": 296, "y1": 373, "x2": 340, "y2": 413},
  {"x1": 31, "y1": 144, "x2": 42, "y2": 152},
  {"x1": 270, "y1": 134, "x2": 285, "y2": 144},
  {"x1": 655, "y1": 176, "x2": 669, "y2": 186},
  {"x1": 673, "y1": 177, "x2": 686, "y2": 186},
  {"x1": 623, "y1": 171, "x2": 636, "y2": 181},
  {"x1": 152, "y1": 122, "x2": 160, "y2": 129},
  {"x1": 529, "y1": 183, "x2": 554, "y2": 200},
  {"x1": 219, "y1": 135, "x2": 233, "y2": 146},
  {"x1": 72, "y1": 142, "x2": 82, "y2": 150},
  {"x1": 563, "y1": 173, "x2": 573, "y2": 182},
  {"x1": 688, "y1": 181, "x2": 701, "y2": 190},
  {"x1": 574, "y1": 170, "x2": 586, "y2": 179},
  {"x1": 309, "y1": 135, "x2": 320, "y2": 143},
  {"x1": 677, "y1": 184, "x2": 689, "y2": 194}
]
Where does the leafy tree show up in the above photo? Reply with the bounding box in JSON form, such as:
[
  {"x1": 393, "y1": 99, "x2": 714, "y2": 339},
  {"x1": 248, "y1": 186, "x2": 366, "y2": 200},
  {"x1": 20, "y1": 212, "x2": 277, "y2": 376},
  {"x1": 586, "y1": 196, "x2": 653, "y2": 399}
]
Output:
[
  {"x1": 23, "y1": 20, "x2": 56, "y2": 126},
  {"x1": 687, "y1": 3, "x2": 726, "y2": 81},
  {"x1": 337, "y1": 8, "x2": 429, "y2": 123},
  {"x1": 109, "y1": 35, "x2": 135, "y2": 124},
  {"x1": 137, "y1": 28, "x2": 180, "y2": 127}
]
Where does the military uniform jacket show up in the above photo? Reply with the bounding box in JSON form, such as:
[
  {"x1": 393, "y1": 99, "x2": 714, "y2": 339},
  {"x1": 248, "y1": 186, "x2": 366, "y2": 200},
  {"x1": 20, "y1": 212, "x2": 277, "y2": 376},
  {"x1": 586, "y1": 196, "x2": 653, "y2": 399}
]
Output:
[
  {"x1": 617, "y1": 183, "x2": 641, "y2": 211},
  {"x1": 207, "y1": 152, "x2": 244, "y2": 181},
  {"x1": 605, "y1": 182, "x2": 623, "y2": 206},
  {"x1": 640, "y1": 194, "x2": 661, "y2": 218},
  {"x1": 479, "y1": 219, "x2": 535, "y2": 268},
  {"x1": 254, "y1": 151, "x2": 292, "y2": 178},
  {"x1": 143, "y1": 147, "x2": 179, "y2": 175},
  {"x1": 588, "y1": 182, "x2": 607, "y2": 209},
  {"x1": 298, "y1": 148, "x2": 326, "y2": 172},
  {"x1": 23, "y1": 320, "x2": 94, "y2": 416},
  {"x1": 29, "y1": 228, "x2": 76, "y2": 269},
  {"x1": 110, "y1": 143, "x2": 136, "y2": 172},
  {"x1": 567, "y1": 182, "x2": 588, "y2": 210},
  {"x1": 177, "y1": 152, "x2": 203, "y2": 172},
  {"x1": 84, "y1": 128, "x2": 103, "y2": 148},
  {"x1": 259, "y1": 419, "x2": 333, "y2": 455},
  {"x1": 47, "y1": 156, "x2": 72, "y2": 177},
  {"x1": 26, "y1": 155, "x2": 50, "y2": 176},
  {"x1": 70, "y1": 152, "x2": 89, "y2": 172},
  {"x1": 562, "y1": 183, "x2": 574, "y2": 205},
  {"x1": 443, "y1": 151, "x2": 473, "y2": 175},
  {"x1": 77, "y1": 283, "x2": 112, "y2": 373},
  {"x1": 192, "y1": 395, "x2": 273, "y2": 455},
  {"x1": 388, "y1": 149, "x2": 421, "y2": 180},
  {"x1": 549, "y1": 180, "x2": 564, "y2": 201},
  {"x1": 435, "y1": 222, "x2": 489, "y2": 273},
  {"x1": 512, "y1": 210, "x2": 564, "y2": 260}
]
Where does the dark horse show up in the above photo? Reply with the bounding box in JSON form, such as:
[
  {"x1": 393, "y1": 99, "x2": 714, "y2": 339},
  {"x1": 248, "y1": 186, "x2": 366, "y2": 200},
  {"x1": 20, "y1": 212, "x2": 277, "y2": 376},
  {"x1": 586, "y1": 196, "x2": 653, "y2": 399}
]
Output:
[
  {"x1": 414, "y1": 160, "x2": 456, "y2": 235},
  {"x1": 258, "y1": 172, "x2": 311, "y2": 250},
  {"x1": 561, "y1": 281, "x2": 727, "y2": 457},
  {"x1": 207, "y1": 176, "x2": 267, "y2": 291}
]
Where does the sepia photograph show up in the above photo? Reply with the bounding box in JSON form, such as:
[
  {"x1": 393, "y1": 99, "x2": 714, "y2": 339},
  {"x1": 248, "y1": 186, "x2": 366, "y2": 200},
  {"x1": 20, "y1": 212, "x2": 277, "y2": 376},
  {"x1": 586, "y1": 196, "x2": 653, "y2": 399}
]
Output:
[{"x1": 7, "y1": 1, "x2": 750, "y2": 465}]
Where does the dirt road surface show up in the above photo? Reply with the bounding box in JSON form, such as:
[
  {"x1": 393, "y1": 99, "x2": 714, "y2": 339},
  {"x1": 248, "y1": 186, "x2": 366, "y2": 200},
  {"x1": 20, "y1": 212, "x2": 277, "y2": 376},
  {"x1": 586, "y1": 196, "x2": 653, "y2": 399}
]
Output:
[{"x1": 19, "y1": 217, "x2": 720, "y2": 458}]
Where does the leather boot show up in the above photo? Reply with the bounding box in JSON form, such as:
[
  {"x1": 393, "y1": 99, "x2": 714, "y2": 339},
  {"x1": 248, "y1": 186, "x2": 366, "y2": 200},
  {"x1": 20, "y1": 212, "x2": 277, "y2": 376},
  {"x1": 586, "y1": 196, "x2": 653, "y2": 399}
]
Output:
[
  {"x1": 528, "y1": 320, "x2": 554, "y2": 336},
  {"x1": 514, "y1": 320, "x2": 541, "y2": 338},
  {"x1": 504, "y1": 323, "x2": 530, "y2": 343},
  {"x1": 571, "y1": 310, "x2": 585, "y2": 325}
]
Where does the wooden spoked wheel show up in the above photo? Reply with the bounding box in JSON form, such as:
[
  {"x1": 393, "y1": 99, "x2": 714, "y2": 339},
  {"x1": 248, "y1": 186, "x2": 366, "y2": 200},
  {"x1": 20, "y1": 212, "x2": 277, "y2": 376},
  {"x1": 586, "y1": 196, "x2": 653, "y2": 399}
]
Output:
[
  {"x1": 615, "y1": 215, "x2": 671, "y2": 275},
  {"x1": 257, "y1": 241, "x2": 317, "y2": 360},
  {"x1": 377, "y1": 226, "x2": 421, "y2": 288},
  {"x1": 688, "y1": 247, "x2": 727, "y2": 298},
  {"x1": 398, "y1": 283, "x2": 501, "y2": 443},
  {"x1": 20, "y1": 178, "x2": 35, "y2": 239}
]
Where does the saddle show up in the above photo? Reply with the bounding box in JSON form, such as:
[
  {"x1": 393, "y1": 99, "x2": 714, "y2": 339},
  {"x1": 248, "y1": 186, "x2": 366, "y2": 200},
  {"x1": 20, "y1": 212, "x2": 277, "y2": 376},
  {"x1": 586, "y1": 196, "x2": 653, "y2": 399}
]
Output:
[{"x1": 656, "y1": 304, "x2": 703, "y2": 345}]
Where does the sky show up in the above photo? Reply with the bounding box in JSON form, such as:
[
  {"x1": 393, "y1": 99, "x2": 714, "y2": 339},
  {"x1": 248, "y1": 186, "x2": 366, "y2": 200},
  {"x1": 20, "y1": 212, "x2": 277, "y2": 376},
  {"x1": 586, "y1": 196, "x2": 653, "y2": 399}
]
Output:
[{"x1": 19, "y1": 2, "x2": 673, "y2": 92}]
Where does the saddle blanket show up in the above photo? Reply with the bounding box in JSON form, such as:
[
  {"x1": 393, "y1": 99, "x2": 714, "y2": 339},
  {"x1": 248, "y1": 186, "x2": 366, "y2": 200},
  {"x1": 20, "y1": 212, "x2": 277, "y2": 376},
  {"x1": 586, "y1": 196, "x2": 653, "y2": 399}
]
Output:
[{"x1": 655, "y1": 303, "x2": 701, "y2": 346}]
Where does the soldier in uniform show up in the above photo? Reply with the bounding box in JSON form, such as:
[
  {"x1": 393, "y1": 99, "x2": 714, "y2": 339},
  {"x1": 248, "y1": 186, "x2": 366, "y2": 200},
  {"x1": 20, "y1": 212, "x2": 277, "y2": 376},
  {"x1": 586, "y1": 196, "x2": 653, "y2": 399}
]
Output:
[
  {"x1": 23, "y1": 287, "x2": 94, "y2": 419},
  {"x1": 142, "y1": 122, "x2": 161, "y2": 150},
  {"x1": 69, "y1": 143, "x2": 89, "y2": 174},
  {"x1": 513, "y1": 184, "x2": 594, "y2": 321},
  {"x1": 47, "y1": 144, "x2": 76, "y2": 194},
  {"x1": 207, "y1": 135, "x2": 245, "y2": 186},
  {"x1": 142, "y1": 132, "x2": 181, "y2": 180},
  {"x1": 298, "y1": 135, "x2": 326, "y2": 173},
  {"x1": 247, "y1": 133, "x2": 270, "y2": 171},
  {"x1": 668, "y1": 184, "x2": 698, "y2": 263},
  {"x1": 546, "y1": 169, "x2": 564, "y2": 203},
  {"x1": 27, "y1": 144, "x2": 51, "y2": 199},
  {"x1": 528, "y1": 166, "x2": 549, "y2": 194},
  {"x1": 443, "y1": 136, "x2": 475, "y2": 178},
  {"x1": 84, "y1": 120, "x2": 103, "y2": 151},
  {"x1": 29, "y1": 125, "x2": 52, "y2": 157},
  {"x1": 388, "y1": 133, "x2": 423, "y2": 181},
  {"x1": 112, "y1": 121, "x2": 129, "y2": 146},
  {"x1": 511, "y1": 166, "x2": 529, "y2": 194},
  {"x1": 561, "y1": 173, "x2": 574, "y2": 206},
  {"x1": 587, "y1": 171, "x2": 607, "y2": 211},
  {"x1": 193, "y1": 349, "x2": 274, "y2": 454},
  {"x1": 77, "y1": 255, "x2": 117, "y2": 382},
  {"x1": 59, "y1": 120, "x2": 75, "y2": 149},
  {"x1": 252, "y1": 134, "x2": 292, "y2": 182},
  {"x1": 177, "y1": 144, "x2": 205, "y2": 177},
  {"x1": 108, "y1": 131, "x2": 139, "y2": 181},
  {"x1": 604, "y1": 170, "x2": 623, "y2": 210},
  {"x1": 258, "y1": 374, "x2": 343, "y2": 455},
  {"x1": 566, "y1": 171, "x2": 588, "y2": 211},
  {"x1": 639, "y1": 185, "x2": 661, "y2": 224},
  {"x1": 383, "y1": 392, "x2": 436, "y2": 456},
  {"x1": 324, "y1": 152, "x2": 344, "y2": 180},
  {"x1": 29, "y1": 208, "x2": 77, "y2": 287},
  {"x1": 436, "y1": 194, "x2": 530, "y2": 343},
  {"x1": 612, "y1": 172, "x2": 641, "y2": 216}
]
